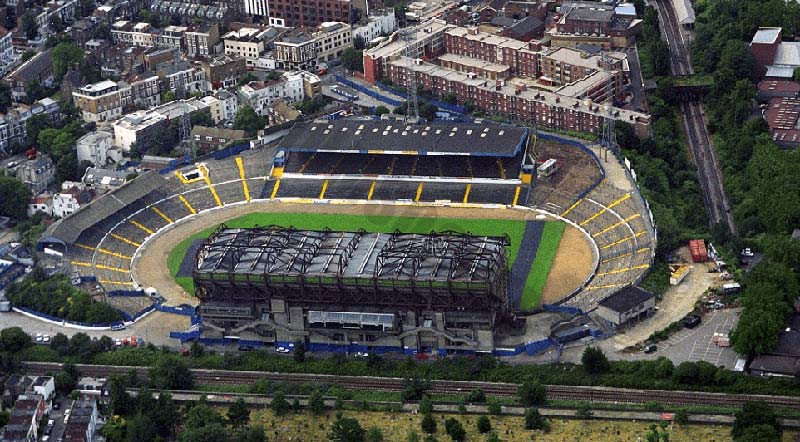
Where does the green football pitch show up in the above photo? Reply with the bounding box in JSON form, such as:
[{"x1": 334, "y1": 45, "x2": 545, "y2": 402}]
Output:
[{"x1": 167, "y1": 212, "x2": 565, "y2": 308}]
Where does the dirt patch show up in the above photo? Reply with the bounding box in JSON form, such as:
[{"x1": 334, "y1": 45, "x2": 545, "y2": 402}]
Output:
[
  {"x1": 133, "y1": 201, "x2": 551, "y2": 306},
  {"x1": 535, "y1": 140, "x2": 604, "y2": 196},
  {"x1": 540, "y1": 225, "x2": 595, "y2": 304}
]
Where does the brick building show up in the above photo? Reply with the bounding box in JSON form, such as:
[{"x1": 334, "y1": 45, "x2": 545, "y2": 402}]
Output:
[
  {"x1": 365, "y1": 21, "x2": 648, "y2": 136},
  {"x1": 549, "y1": 3, "x2": 641, "y2": 49},
  {"x1": 244, "y1": 0, "x2": 351, "y2": 28}
]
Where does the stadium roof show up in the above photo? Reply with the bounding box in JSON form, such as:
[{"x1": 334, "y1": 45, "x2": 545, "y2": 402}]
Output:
[
  {"x1": 195, "y1": 227, "x2": 508, "y2": 283},
  {"x1": 43, "y1": 171, "x2": 168, "y2": 244},
  {"x1": 277, "y1": 120, "x2": 528, "y2": 156}
]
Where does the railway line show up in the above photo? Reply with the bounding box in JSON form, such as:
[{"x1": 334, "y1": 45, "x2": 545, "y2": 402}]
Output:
[
  {"x1": 23, "y1": 362, "x2": 800, "y2": 409},
  {"x1": 653, "y1": 0, "x2": 737, "y2": 235}
]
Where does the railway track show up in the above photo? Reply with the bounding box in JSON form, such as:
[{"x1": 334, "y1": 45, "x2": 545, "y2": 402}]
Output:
[
  {"x1": 23, "y1": 362, "x2": 800, "y2": 409},
  {"x1": 653, "y1": 0, "x2": 737, "y2": 235}
]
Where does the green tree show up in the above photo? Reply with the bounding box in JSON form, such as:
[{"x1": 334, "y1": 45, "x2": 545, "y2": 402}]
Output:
[
  {"x1": 407, "y1": 431, "x2": 421, "y2": 442},
  {"x1": 476, "y1": 415, "x2": 491, "y2": 434},
  {"x1": 126, "y1": 414, "x2": 156, "y2": 442},
  {"x1": 0, "y1": 176, "x2": 31, "y2": 221},
  {"x1": 367, "y1": 427, "x2": 384, "y2": 442},
  {"x1": 575, "y1": 402, "x2": 593, "y2": 419},
  {"x1": 581, "y1": 346, "x2": 610, "y2": 374},
  {"x1": 293, "y1": 339, "x2": 306, "y2": 363},
  {"x1": 673, "y1": 362, "x2": 699, "y2": 384},
  {"x1": 149, "y1": 358, "x2": 193, "y2": 390},
  {"x1": 732, "y1": 402, "x2": 780, "y2": 440},
  {"x1": 328, "y1": 415, "x2": 365, "y2": 442},
  {"x1": 233, "y1": 106, "x2": 266, "y2": 133},
  {"x1": 674, "y1": 409, "x2": 689, "y2": 426},
  {"x1": 237, "y1": 73, "x2": 258, "y2": 86},
  {"x1": 402, "y1": 378, "x2": 429, "y2": 401},
  {"x1": 237, "y1": 425, "x2": 266, "y2": 442},
  {"x1": 375, "y1": 105, "x2": 390, "y2": 116},
  {"x1": 341, "y1": 47, "x2": 364, "y2": 72},
  {"x1": 151, "y1": 391, "x2": 179, "y2": 439},
  {"x1": 20, "y1": 11, "x2": 37, "y2": 40},
  {"x1": 524, "y1": 408, "x2": 549, "y2": 431},
  {"x1": 736, "y1": 424, "x2": 781, "y2": 442},
  {"x1": 486, "y1": 431, "x2": 500, "y2": 442},
  {"x1": 184, "y1": 401, "x2": 227, "y2": 430},
  {"x1": 309, "y1": 389, "x2": 325, "y2": 415},
  {"x1": 227, "y1": 398, "x2": 250, "y2": 428},
  {"x1": 178, "y1": 423, "x2": 228, "y2": 442},
  {"x1": 161, "y1": 90, "x2": 176, "y2": 103},
  {"x1": 465, "y1": 388, "x2": 486, "y2": 403},
  {"x1": 487, "y1": 399, "x2": 501, "y2": 415},
  {"x1": 52, "y1": 42, "x2": 83, "y2": 78},
  {"x1": 270, "y1": 391, "x2": 290, "y2": 416},
  {"x1": 191, "y1": 111, "x2": 214, "y2": 128},
  {"x1": 0, "y1": 83, "x2": 11, "y2": 113},
  {"x1": 418, "y1": 396, "x2": 433, "y2": 414},
  {"x1": 518, "y1": 379, "x2": 546, "y2": 406},
  {"x1": 50, "y1": 332, "x2": 70, "y2": 355},
  {"x1": 444, "y1": 418, "x2": 466, "y2": 441},
  {"x1": 421, "y1": 413, "x2": 437, "y2": 434},
  {"x1": 0, "y1": 327, "x2": 32, "y2": 352}
]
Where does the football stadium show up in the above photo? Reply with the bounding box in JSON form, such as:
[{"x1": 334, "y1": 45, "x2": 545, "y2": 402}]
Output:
[{"x1": 38, "y1": 118, "x2": 656, "y2": 356}]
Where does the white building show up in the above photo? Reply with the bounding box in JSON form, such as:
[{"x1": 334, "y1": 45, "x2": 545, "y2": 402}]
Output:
[
  {"x1": 238, "y1": 73, "x2": 304, "y2": 115},
  {"x1": 111, "y1": 21, "x2": 156, "y2": 47},
  {"x1": 30, "y1": 376, "x2": 55, "y2": 402},
  {"x1": 0, "y1": 27, "x2": 16, "y2": 76},
  {"x1": 52, "y1": 188, "x2": 92, "y2": 218},
  {"x1": 275, "y1": 22, "x2": 352, "y2": 70},
  {"x1": 214, "y1": 89, "x2": 239, "y2": 122},
  {"x1": 223, "y1": 28, "x2": 268, "y2": 65},
  {"x1": 76, "y1": 131, "x2": 115, "y2": 166},
  {"x1": 353, "y1": 10, "x2": 397, "y2": 45},
  {"x1": 113, "y1": 98, "x2": 210, "y2": 150},
  {"x1": 82, "y1": 167, "x2": 127, "y2": 191},
  {"x1": 28, "y1": 193, "x2": 53, "y2": 217}
]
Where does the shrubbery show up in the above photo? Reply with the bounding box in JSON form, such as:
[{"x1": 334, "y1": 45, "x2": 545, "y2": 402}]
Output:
[{"x1": 6, "y1": 271, "x2": 123, "y2": 324}]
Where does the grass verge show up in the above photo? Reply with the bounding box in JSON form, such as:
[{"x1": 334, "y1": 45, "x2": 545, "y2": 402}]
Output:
[{"x1": 521, "y1": 222, "x2": 566, "y2": 308}]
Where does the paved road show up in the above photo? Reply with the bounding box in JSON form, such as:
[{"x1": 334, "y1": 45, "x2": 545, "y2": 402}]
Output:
[
  {"x1": 0, "y1": 311, "x2": 186, "y2": 348},
  {"x1": 626, "y1": 47, "x2": 647, "y2": 112}
]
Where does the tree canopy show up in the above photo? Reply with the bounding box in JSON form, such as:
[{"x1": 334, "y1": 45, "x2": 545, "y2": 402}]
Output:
[
  {"x1": 232, "y1": 106, "x2": 266, "y2": 134},
  {"x1": 0, "y1": 175, "x2": 32, "y2": 221}
]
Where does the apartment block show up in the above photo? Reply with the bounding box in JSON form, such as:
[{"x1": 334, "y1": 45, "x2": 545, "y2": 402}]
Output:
[
  {"x1": 72, "y1": 80, "x2": 132, "y2": 122},
  {"x1": 244, "y1": 0, "x2": 351, "y2": 28}
]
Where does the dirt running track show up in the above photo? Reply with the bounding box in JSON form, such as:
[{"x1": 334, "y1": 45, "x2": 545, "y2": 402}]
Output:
[
  {"x1": 540, "y1": 226, "x2": 595, "y2": 304},
  {"x1": 133, "y1": 201, "x2": 595, "y2": 307}
]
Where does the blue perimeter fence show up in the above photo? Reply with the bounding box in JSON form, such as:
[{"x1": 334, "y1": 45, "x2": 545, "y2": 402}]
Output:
[{"x1": 157, "y1": 155, "x2": 192, "y2": 175}]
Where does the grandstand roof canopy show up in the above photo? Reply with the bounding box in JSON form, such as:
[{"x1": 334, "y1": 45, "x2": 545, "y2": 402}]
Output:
[
  {"x1": 277, "y1": 120, "x2": 528, "y2": 157},
  {"x1": 195, "y1": 226, "x2": 509, "y2": 283},
  {"x1": 42, "y1": 171, "x2": 168, "y2": 244}
]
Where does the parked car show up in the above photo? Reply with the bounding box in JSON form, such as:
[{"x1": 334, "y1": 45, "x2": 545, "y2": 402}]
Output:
[
  {"x1": 741, "y1": 248, "x2": 754, "y2": 257},
  {"x1": 111, "y1": 323, "x2": 126, "y2": 331},
  {"x1": 642, "y1": 344, "x2": 657, "y2": 354},
  {"x1": 354, "y1": 352, "x2": 368, "y2": 358},
  {"x1": 238, "y1": 345, "x2": 255, "y2": 352},
  {"x1": 684, "y1": 314, "x2": 701, "y2": 328},
  {"x1": 276, "y1": 346, "x2": 290, "y2": 353}
]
